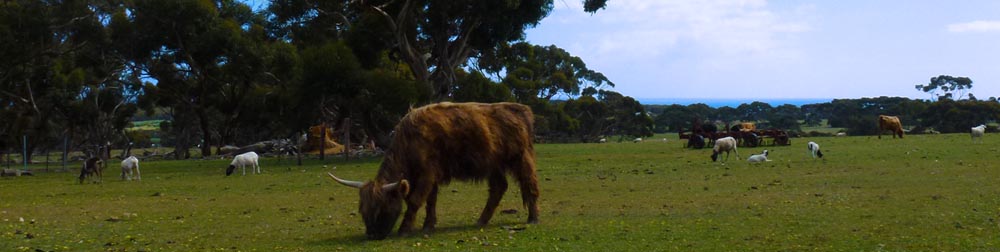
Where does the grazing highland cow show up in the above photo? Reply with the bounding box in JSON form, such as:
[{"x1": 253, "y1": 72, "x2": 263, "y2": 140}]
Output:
[
  {"x1": 328, "y1": 102, "x2": 540, "y2": 240},
  {"x1": 878, "y1": 115, "x2": 904, "y2": 139}
]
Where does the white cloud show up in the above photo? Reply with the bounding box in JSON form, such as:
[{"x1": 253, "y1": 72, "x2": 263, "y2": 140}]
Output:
[
  {"x1": 529, "y1": 0, "x2": 816, "y2": 98},
  {"x1": 548, "y1": 0, "x2": 811, "y2": 62},
  {"x1": 947, "y1": 20, "x2": 1000, "y2": 33}
]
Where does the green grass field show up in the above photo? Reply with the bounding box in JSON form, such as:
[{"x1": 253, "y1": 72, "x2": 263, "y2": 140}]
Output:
[
  {"x1": 2, "y1": 133, "x2": 999, "y2": 251},
  {"x1": 127, "y1": 120, "x2": 163, "y2": 132}
]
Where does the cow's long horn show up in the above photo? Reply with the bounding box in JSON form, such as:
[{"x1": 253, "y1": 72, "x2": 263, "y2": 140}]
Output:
[
  {"x1": 381, "y1": 181, "x2": 400, "y2": 191},
  {"x1": 327, "y1": 172, "x2": 363, "y2": 188}
]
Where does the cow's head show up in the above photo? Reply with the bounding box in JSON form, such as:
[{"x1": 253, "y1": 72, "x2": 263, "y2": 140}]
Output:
[{"x1": 328, "y1": 172, "x2": 409, "y2": 240}]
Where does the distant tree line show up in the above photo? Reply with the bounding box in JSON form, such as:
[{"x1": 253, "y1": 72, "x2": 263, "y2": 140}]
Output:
[
  {"x1": 647, "y1": 96, "x2": 1000, "y2": 136},
  {"x1": 1, "y1": 0, "x2": 653, "y2": 160}
]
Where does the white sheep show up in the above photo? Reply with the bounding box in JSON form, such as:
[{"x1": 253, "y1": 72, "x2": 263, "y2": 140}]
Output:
[
  {"x1": 633, "y1": 137, "x2": 643, "y2": 143},
  {"x1": 226, "y1": 151, "x2": 261, "y2": 176},
  {"x1": 835, "y1": 132, "x2": 847, "y2": 137},
  {"x1": 711, "y1": 137, "x2": 739, "y2": 162},
  {"x1": 971, "y1": 124, "x2": 986, "y2": 143},
  {"x1": 747, "y1": 150, "x2": 771, "y2": 163},
  {"x1": 807, "y1": 141, "x2": 824, "y2": 159},
  {"x1": 598, "y1": 138, "x2": 607, "y2": 143},
  {"x1": 120, "y1": 156, "x2": 140, "y2": 181}
]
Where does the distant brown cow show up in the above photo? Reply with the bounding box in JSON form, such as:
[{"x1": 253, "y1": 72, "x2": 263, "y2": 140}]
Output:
[
  {"x1": 79, "y1": 157, "x2": 104, "y2": 184},
  {"x1": 878, "y1": 115, "x2": 904, "y2": 139},
  {"x1": 328, "y1": 102, "x2": 540, "y2": 240}
]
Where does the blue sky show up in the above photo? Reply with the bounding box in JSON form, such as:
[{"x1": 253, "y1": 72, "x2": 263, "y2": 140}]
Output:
[{"x1": 525, "y1": 0, "x2": 1000, "y2": 100}]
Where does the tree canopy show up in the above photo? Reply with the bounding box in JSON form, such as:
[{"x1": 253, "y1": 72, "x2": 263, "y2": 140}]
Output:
[
  {"x1": 915, "y1": 75, "x2": 973, "y2": 101},
  {"x1": 0, "y1": 0, "x2": 638, "y2": 158}
]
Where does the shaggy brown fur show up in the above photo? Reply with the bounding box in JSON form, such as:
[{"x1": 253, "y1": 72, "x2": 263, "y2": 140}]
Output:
[
  {"x1": 335, "y1": 102, "x2": 540, "y2": 240},
  {"x1": 878, "y1": 115, "x2": 904, "y2": 139}
]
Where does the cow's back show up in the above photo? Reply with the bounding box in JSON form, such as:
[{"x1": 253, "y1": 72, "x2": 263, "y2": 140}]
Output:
[
  {"x1": 386, "y1": 102, "x2": 534, "y2": 183},
  {"x1": 879, "y1": 115, "x2": 901, "y2": 128}
]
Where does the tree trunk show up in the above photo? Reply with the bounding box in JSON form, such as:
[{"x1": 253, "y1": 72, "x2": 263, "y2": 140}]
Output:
[
  {"x1": 343, "y1": 118, "x2": 351, "y2": 161},
  {"x1": 196, "y1": 107, "x2": 212, "y2": 157}
]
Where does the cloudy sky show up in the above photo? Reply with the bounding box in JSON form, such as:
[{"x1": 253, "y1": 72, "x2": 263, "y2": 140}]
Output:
[{"x1": 524, "y1": 0, "x2": 1000, "y2": 100}]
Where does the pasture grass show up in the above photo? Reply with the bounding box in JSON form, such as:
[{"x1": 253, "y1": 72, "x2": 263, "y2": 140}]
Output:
[
  {"x1": 2, "y1": 133, "x2": 999, "y2": 251},
  {"x1": 127, "y1": 120, "x2": 163, "y2": 132}
]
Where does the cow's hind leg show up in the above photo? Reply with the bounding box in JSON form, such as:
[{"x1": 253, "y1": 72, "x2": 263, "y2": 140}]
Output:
[
  {"x1": 513, "y1": 162, "x2": 540, "y2": 224},
  {"x1": 478, "y1": 173, "x2": 508, "y2": 226},
  {"x1": 422, "y1": 185, "x2": 439, "y2": 232}
]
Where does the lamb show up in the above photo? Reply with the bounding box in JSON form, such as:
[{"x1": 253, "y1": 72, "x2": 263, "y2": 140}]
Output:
[
  {"x1": 710, "y1": 136, "x2": 739, "y2": 162},
  {"x1": 971, "y1": 124, "x2": 986, "y2": 143},
  {"x1": 120, "y1": 156, "x2": 140, "y2": 181},
  {"x1": 807, "y1": 142, "x2": 823, "y2": 158},
  {"x1": 226, "y1": 151, "x2": 261, "y2": 176},
  {"x1": 747, "y1": 150, "x2": 771, "y2": 163}
]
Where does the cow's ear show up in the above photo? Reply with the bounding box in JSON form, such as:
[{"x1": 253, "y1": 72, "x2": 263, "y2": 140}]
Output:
[{"x1": 396, "y1": 180, "x2": 410, "y2": 196}]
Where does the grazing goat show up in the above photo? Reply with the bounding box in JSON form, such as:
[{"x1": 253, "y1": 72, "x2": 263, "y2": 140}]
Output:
[
  {"x1": 747, "y1": 150, "x2": 771, "y2": 163},
  {"x1": 971, "y1": 124, "x2": 986, "y2": 143},
  {"x1": 120, "y1": 156, "x2": 140, "y2": 181},
  {"x1": 226, "y1": 151, "x2": 260, "y2": 176},
  {"x1": 807, "y1": 142, "x2": 824, "y2": 158},
  {"x1": 79, "y1": 157, "x2": 104, "y2": 184},
  {"x1": 710, "y1": 137, "x2": 739, "y2": 162}
]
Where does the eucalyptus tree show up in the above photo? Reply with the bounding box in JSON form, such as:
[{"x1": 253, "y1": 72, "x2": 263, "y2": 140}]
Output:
[
  {"x1": 1, "y1": 0, "x2": 140, "y2": 160},
  {"x1": 480, "y1": 42, "x2": 614, "y2": 103},
  {"x1": 112, "y1": 0, "x2": 277, "y2": 157},
  {"x1": 915, "y1": 75, "x2": 973, "y2": 101},
  {"x1": 351, "y1": 0, "x2": 611, "y2": 100}
]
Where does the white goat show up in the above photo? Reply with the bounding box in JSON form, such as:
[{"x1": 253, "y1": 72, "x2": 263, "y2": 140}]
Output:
[
  {"x1": 120, "y1": 156, "x2": 140, "y2": 181},
  {"x1": 807, "y1": 141, "x2": 824, "y2": 159},
  {"x1": 711, "y1": 137, "x2": 739, "y2": 162},
  {"x1": 633, "y1": 137, "x2": 643, "y2": 143},
  {"x1": 971, "y1": 124, "x2": 986, "y2": 143},
  {"x1": 747, "y1": 150, "x2": 771, "y2": 163},
  {"x1": 598, "y1": 138, "x2": 607, "y2": 143},
  {"x1": 835, "y1": 132, "x2": 847, "y2": 137},
  {"x1": 226, "y1": 151, "x2": 261, "y2": 176}
]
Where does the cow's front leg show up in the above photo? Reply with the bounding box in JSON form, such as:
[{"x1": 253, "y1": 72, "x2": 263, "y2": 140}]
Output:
[{"x1": 422, "y1": 185, "x2": 439, "y2": 232}]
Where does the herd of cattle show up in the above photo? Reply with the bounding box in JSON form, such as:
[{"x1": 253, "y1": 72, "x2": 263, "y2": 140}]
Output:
[
  {"x1": 680, "y1": 122, "x2": 792, "y2": 149},
  {"x1": 71, "y1": 103, "x2": 991, "y2": 240}
]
